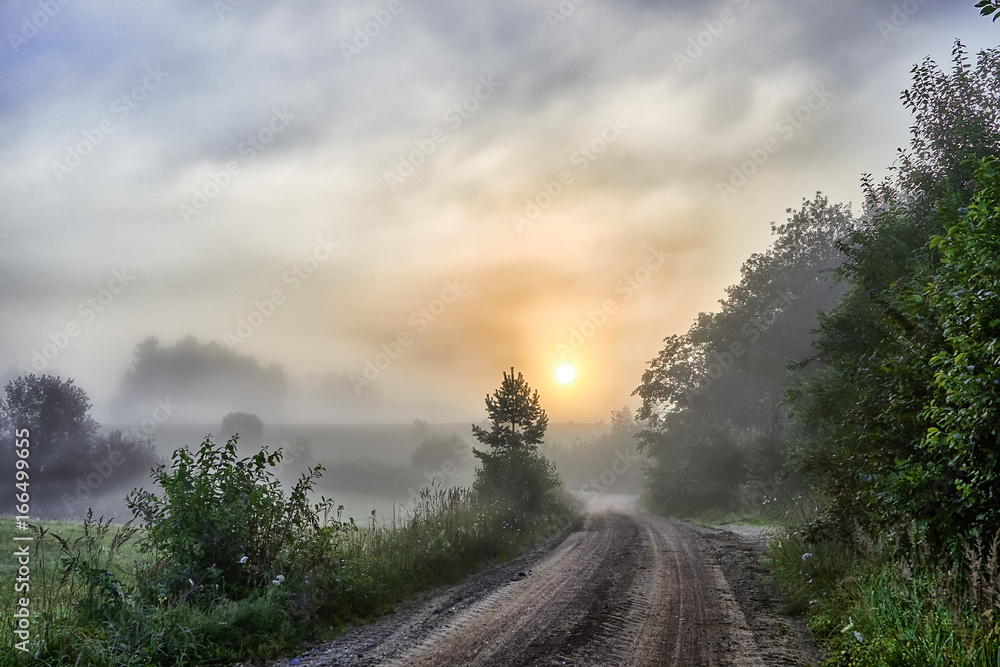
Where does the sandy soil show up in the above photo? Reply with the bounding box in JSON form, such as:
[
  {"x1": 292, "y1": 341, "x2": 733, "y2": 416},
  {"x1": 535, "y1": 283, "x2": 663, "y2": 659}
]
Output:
[{"x1": 264, "y1": 494, "x2": 824, "y2": 666}]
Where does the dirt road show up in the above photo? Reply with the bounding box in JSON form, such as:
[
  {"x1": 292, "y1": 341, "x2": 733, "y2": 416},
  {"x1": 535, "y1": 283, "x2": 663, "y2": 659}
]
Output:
[{"x1": 277, "y1": 494, "x2": 824, "y2": 666}]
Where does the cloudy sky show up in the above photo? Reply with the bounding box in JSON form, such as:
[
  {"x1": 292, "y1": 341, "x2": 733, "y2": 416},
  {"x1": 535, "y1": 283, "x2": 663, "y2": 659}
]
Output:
[{"x1": 1, "y1": 0, "x2": 996, "y2": 424}]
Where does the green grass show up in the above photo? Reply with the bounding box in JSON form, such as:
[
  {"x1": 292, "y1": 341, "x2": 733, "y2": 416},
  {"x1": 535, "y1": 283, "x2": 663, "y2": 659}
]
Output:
[
  {"x1": 0, "y1": 490, "x2": 574, "y2": 666},
  {"x1": 681, "y1": 507, "x2": 785, "y2": 529},
  {"x1": 768, "y1": 524, "x2": 1000, "y2": 666}
]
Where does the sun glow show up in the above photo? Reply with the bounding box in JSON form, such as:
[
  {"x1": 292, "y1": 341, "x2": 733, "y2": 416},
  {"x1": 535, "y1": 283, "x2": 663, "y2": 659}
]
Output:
[{"x1": 555, "y1": 363, "x2": 577, "y2": 384}]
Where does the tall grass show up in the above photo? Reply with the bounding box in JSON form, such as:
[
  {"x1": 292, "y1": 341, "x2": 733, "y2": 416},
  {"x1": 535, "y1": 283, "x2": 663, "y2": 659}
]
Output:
[
  {"x1": 768, "y1": 522, "x2": 1000, "y2": 666},
  {"x1": 328, "y1": 486, "x2": 565, "y2": 620},
  {"x1": 0, "y1": 487, "x2": 571, "y2": 666}
]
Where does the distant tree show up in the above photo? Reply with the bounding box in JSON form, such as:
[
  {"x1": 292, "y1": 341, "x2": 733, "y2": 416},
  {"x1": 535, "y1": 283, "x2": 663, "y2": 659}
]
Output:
[
  {"x1": 542, "y1": 407, "x2": 646, "y2": 494},
  {"x1": 471, "y1": 367, "x2": 549, "y2": 453},
  {"x1": 113, "y1": 335, "x2": 287, "y2": 421},
  {"x1": 2, "y1": 375, "x2": 99, "y2": 474},
  {"x1": 221, "y1": 412, "x2": 264, "y2": 447},
  {"x1": 632, "y1": 194, "x2": 849, "y2": 514},
  {"x1": 411, "y1": 434, "x2": 471, "y2": 471},
  {"x1": 0, "y1": 393, "x2": 10, "y2": 445},
  {"x1": 410, "y1": 418, "x2": 430, "y2": 440}
]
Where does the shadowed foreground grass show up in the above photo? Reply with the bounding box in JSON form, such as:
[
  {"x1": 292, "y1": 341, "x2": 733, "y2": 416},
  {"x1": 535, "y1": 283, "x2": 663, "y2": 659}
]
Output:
[
  {"x1": 0, "y1": 487, "x2": 573, "y2": 666},
  {"x1": 768, "y1": 522, "x2": 1000, "y2": 666}
]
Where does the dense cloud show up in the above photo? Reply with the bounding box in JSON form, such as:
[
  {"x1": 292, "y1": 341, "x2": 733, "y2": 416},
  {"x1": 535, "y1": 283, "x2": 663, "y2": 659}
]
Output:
[{"x1": 0, "y1": 0, "x2": 995, "y2": 422}]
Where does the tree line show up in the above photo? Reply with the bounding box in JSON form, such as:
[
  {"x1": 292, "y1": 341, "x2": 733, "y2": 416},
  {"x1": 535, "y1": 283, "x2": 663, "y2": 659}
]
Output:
[{"x1": 635, "y1": 41, "x2": 1000, "y2": 555}]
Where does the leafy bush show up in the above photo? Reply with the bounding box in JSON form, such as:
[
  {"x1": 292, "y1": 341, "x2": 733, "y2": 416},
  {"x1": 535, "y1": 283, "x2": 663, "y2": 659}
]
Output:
[{"x1": 127, "y1": 435, "x2": 339, "y2": 600}]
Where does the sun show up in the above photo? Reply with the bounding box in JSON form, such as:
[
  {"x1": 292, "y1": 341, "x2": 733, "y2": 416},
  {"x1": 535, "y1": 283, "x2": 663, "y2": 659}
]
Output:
[{"x1": 555, "y1": 363, "x2": 577, "y2": 385}]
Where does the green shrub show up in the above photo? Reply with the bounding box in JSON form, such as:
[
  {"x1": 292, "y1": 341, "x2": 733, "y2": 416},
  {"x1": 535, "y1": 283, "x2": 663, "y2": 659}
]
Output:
[
  {"x1": 126, "y1": 435, "x2": 340, "y2": 601},
  {"x1": 1, "y1": 437, "x2": 573, "y2": 665}
]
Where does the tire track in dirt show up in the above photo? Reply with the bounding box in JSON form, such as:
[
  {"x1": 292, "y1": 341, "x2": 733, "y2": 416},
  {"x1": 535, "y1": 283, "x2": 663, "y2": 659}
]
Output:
[{"x1": 272, "y1": 494, "x2": 824, "y2": 667}]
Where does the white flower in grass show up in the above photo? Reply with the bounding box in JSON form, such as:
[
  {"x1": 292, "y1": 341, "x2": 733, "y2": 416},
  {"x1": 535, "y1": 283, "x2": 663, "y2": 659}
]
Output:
[
  {"x1": 272, "y1": 574, "x2": 285, "y2": 585},
  {"x1": 238, "y1": 556, "x2": 249, "y2": 564},
  {"x1": 854, "y1": 631, "x2": 864, "y2": 643},
  {"x1": 802, "y1": 552, "x2": 813, "y2": 561}
]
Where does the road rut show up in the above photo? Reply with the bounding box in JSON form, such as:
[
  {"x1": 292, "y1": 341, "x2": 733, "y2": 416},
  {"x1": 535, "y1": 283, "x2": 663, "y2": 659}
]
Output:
[{"x1": 272, "y1": 494, "x2": 824, "y2": 666}]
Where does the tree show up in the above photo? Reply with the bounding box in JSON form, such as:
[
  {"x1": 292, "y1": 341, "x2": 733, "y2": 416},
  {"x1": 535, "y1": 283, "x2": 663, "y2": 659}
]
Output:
[
  {"x1": 471, "y1": 368, "x2": 559, "y2": 511},
  {"x1": 2, "y1": 374, "x2": 99, "y2": 474},
  {"x1": 411, "y1": 434, "x2": 471, "y2": 472},
  {"x1": 632, "y1": 195, "x2": 850, "y2": 514},
  {"x1": 221, "y1": 411, "x2": 264, "y2": 448},
  {"x1": 792, "y1": 43, "x2": 1000, "y2": 542},
  {"x1": 112, "y1": 335, "x2": 288, "y2": 422},
  {"x1": 471, "y1": 367, "x2": 549, "y2": 453},
  {"x1": 878, "y1": 158, "x2": 1000, "y2": 548}
]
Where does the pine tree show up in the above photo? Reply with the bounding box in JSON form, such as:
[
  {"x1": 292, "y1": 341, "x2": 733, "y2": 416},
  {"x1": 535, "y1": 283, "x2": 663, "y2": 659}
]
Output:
[
  {"x1": 470, "y1": 368, "x2": 559, "y2": 511},
  {"x1": 471, "y1": 367, "x2": 548, "y2": 453}
]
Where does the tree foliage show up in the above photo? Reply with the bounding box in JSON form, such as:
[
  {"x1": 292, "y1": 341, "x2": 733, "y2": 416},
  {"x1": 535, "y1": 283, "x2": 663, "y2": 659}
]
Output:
[
  {"x1": 975, "y1": 0, "x2": 1000, "y2": 21},
  {"x1": 2, "y1": 374, "x2": 98, "y2": 464},
  {"x1": 471, "y1": 368, "x2": 559, "y2": 512},
  {"x1": 791, "y1": 42, "x2": 1000, "y2": 550},
  {"x1": 471, "y1": 367, "x2": 549, "y2": 452},
  {"x1": 0, "y1": 374, "x2": 158, "y2": 516},
  {"x1": 633, "y1": 195, "x2": 850, "y2": 514},
  {"x1": 113, "y1": 335, "x2": 287, "y2": 422}
]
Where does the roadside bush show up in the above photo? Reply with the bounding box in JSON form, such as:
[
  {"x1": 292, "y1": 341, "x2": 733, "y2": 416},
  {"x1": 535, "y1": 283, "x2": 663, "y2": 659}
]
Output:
[
  {"x1": 2, "y1": 437, "x2": 574, "y2": 665},
  {"x1": 126, "y1": 435, "x2": 341, "y2": 601}
]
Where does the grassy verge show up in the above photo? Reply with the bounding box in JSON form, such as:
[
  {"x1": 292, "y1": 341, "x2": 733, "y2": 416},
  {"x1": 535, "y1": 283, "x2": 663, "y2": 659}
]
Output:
[
  {"x1": 680, "y1": 508, "x2": 785, "y2": 529},
  {"x1": 768, "y1": 524, "x2": 1000, "y2": 666},
  {"x1": 644, "y1": 491, "x2": 1000, "y2": 665},
  {"x1": 0, "y1": 474, "x2": 574, "y2": 665}
]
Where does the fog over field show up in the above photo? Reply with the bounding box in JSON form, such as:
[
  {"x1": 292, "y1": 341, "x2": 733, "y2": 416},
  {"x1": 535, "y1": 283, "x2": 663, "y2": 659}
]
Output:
[
  {"x1": 2, "y1": 1, "x2": 994, "y2": 427},
  {"x1": 6, "y1": 3, "x2": 1000, "y2": 664}
]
